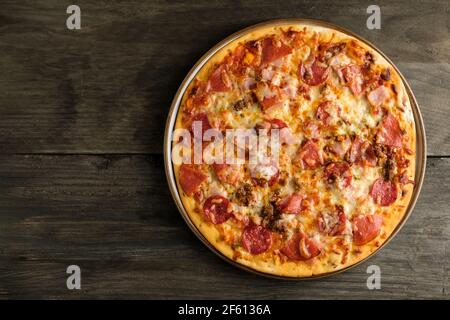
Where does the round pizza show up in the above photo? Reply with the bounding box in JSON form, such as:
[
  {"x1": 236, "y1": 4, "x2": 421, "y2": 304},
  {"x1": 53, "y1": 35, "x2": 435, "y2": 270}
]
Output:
[{"x1": 172, "y1": 23, "x2": 416, "y2": 278}]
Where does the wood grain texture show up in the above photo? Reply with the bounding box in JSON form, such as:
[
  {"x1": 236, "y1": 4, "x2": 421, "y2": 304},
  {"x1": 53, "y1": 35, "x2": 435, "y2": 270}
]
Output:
[
  {"x1": 0, "y1": 0, "x2": 448, "y2": 299},
  {"x1": 0, "y1": 155, "x2": 448, "y2": 299},
  {"x1": 0, "y1": 0, "x2": 448, "y2": 155}
]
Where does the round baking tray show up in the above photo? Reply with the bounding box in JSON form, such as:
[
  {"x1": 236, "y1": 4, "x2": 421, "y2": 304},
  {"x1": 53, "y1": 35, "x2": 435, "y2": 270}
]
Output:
[{"x1": 164, "y1": 19, "x2": 426, "y2": 279}]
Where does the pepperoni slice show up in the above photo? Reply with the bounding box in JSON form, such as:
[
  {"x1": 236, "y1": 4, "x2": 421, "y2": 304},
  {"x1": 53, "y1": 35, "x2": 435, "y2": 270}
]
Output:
[
  {"x1": 179, "y1": 164, "x2": 207, "y2": 196},
  {"x1": 203, "y1": 195, "x2": 232, "y2": 224},
  {"x1": 348, "y1": 136, "x2": 377, "y2": 167},
  {"x1": 212, "y1": 163, "x2": 241, "y2": 185},
  {"x1": 261, "y1": 37, "x2": 292, "y2": 65},
  {"x1": 324, "y1": 162, "x2": 352, "y2": 188},
  {"x1": 353, "y1": 214, "x2": 383, "y2": 245},
  {"x1": 280, "y1": 233, "x2": 321, "y2": 261},
  {"x1": 242, "y1": 224, "x2": 272, "y2": 254},
  {"x1": 299, "y1": 58, "x2": 330, "y2": 86},
  {"x1": 367, "y1": 85, "x2": 389, "y2": 107},
  {"x1": 377, "y1": 112, "x2": 403, "y2": 148},
  {"x1": 206, "y1": 65, "x2": 231, "y2": 92},
  {"x1": 190, "y1": 112, "x2": 212, "y2": 139},
  {"x1": 341, "y1": 64, "x2": 364, "y2": 96},
  {"x1": 278, "y1": 192, "x2": 305, "y2": 214},
  {"x1": 370, "y1": 178, "x2": 398, "y2": 206},
  {"x1": 295, "y1": 140, "x2": 324, "y2": 170}
]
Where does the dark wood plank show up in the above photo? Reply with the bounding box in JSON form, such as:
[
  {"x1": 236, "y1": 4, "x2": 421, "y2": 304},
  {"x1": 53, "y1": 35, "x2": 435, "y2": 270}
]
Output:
[
  {"x1": 0, "y1": 154, "x2": 448, "y2": 299},
  {"x1": 0, "y1": 0, "x2": 448, "y2": 155}
]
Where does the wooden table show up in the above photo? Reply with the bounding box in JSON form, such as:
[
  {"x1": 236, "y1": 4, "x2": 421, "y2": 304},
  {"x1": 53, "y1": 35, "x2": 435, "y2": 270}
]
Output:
[{"x1": 0, "y1": 0, "x2": 448, "y2": 299}]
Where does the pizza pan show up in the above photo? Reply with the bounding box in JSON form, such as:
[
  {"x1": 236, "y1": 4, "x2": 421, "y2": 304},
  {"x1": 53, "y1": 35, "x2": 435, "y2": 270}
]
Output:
[{"x1": 163, "y1": 19, "x2": 426, "y2": 280}]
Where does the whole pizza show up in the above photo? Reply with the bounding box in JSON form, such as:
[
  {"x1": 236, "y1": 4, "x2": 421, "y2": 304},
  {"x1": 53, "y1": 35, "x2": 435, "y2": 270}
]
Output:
[{"x1": 171, "y1": 23, "x2": 416, "y2": 277}]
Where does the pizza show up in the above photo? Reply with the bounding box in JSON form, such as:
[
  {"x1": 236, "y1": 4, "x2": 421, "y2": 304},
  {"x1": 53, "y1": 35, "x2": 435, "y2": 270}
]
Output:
[{"x1": 172, "y1": 23, "x2": 416, "y2": 277}]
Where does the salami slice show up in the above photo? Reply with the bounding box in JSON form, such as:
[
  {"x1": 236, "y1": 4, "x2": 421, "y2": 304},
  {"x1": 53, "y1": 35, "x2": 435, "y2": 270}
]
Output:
[
  {"x1": 280, "y1": 233, "x2": 321, "y2": 261},
  {"x1": 179, "y1": 164, "x2": 207, "y2": 196},
  {"x1": 261, "y1": 37, "x2": 292, "y2": 65},
  {"x1": 203, "y1": 195, "x2": 232, "y2": 224},
  {"x1": 242, "y1": 224, "x2": 272, "y2": 254},
  {"x1": 370, "y1": 178, "x2": 398, "y2": 206},
  {"x1": 353, "y1": 214, "x2": 383, "y2": 245},
  {"x1": 295, "y1": 140, "x2": 324, "y2": 170},
  {"x1": 377, "y1": 112, "x2": 403, "y2": 148},
  {"x1": 324, "y1": 162, "x2": 352, "y2": 188},
  {"x1": 299, "y1": 58, "x2": 330, "y2": 86}
]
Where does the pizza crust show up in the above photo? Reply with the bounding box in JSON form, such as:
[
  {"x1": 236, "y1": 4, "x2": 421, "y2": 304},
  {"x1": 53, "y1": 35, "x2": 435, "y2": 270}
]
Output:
[{"x1": 172, "y1": 22, "x2": 417, "y2": 278}]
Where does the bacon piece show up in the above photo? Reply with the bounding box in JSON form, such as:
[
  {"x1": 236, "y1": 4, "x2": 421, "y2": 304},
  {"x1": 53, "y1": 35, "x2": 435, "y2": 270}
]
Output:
[
  {"x1": 184, "y1": 81, "x2": 210, "y2": 117},
  {"x1": 377, "y1": 112, "x2": 403, "y2": 148},
  {"x1": 324, "y1": 162, "x2": 352, "y2": 188},
  {"x1": 278, "y1": 192, "x2": 305, "y2": 214},
  {"x1": 353, "y1": 214, "x2": 383, "y2": 245},
  {"x1": 255, "y1": 119, "x2": 294, "y2": 145},
  {"x1": 179, "y1": 164, "x2": 207, "y2": 196},
  {"x1": 225, "y1": 45, "x2": 247, "y2": 76},
  {"x1": 190, "y1": 112, "x2": 212, "y2": 140},
  {"x1": 341, "y1": 64, "x2": 364, "y2": 96},
  {"x1": 206, "y1": 65, "x2": 231, "y2": 92},
  {"x1": 212, "y1": 163, "x2": 242, "y2": 185},
  {"x1": 295, "y1": 140, "x2": 324, "y2": 170},
  {"x1": 255, "y1": 82, "x2": 284, "y2": 111},
  {"x1": 280, "y1": 233, "x2": 321, "y2": 261},
  {"x1": 203, "y1": 195, "x2": 232, "y2": 224},
  {"x1": 242, "y1": 224, "x2": 272, "y2": 254},
  {"x1": 316, "y1": 101, "x2": 341, "y2": 125},
  {"x1": 282, "y1": 29, "x2": 305, "y2": 48},
  {"x1": 348, "y1": 136, "x2": 377, "y2": 167},
  {"x1": 261, "y1": 37, "x2": 292, "y2": 65}
]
